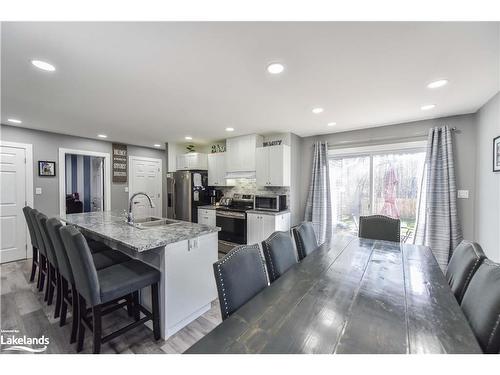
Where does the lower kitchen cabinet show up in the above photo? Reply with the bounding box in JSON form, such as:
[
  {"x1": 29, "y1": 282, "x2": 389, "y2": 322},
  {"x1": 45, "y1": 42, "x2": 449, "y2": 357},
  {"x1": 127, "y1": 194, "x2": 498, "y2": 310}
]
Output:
[
  {"x1": 247, "y1": 211, "x2": 291, "y2": 245},
  {"x1": 197, "y1": 208, "x2": 216, "y2": 227}
]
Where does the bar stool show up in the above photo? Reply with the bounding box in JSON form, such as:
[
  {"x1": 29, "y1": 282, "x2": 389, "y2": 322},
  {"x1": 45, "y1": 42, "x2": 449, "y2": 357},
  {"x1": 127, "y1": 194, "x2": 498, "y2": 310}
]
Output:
[
  {"x1": 60, "y1": 225, "x2": 161, "y2": 353},
  {"x1": 22, "y1": 207, "x2": 40, "y2": 283},
  {"x1": 28, "y1": 209, "x2": 49, "y2": 293}
]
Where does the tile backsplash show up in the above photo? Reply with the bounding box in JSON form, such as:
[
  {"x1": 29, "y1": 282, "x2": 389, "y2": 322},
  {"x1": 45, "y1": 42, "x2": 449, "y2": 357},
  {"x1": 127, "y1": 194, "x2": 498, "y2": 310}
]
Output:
[{"x1": 218, "y1": 179, "x2": 290, "y2": 204}]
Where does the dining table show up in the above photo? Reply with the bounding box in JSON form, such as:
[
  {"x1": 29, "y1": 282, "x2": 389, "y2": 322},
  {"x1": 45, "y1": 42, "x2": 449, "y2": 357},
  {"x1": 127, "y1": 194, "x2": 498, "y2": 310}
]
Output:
[{"x1": 185, "y1": 235, "x2": 482, "y2": 354}]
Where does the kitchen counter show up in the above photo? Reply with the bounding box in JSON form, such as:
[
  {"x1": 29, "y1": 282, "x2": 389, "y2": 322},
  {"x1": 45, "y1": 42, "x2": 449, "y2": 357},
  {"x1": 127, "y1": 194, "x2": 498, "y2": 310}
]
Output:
[
  {"x1": 60, "y1": 211, "x2": 219, "y2": 339},
  {"x1": 246, "y1": 209, "x2": 290, "y2": 216},
  {"x1": 60, "y1": 211, "x2": 219, "y2": 252}
]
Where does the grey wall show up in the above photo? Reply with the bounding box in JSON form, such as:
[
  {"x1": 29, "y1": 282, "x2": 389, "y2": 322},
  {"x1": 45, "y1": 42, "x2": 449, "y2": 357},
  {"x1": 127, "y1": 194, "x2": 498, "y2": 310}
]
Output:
[
  {"x1": 289, "y1": 133, "x2": 303, "y2": 226},
  {"x1": 475, "y1": 92, "x2": 500, "y2": 261},
  {"x1": 0, "y1": 124, "x2": 167, "y2": 217},
  {"x1": 298, "y1": 114, "x2": 478, "y2": 241}
]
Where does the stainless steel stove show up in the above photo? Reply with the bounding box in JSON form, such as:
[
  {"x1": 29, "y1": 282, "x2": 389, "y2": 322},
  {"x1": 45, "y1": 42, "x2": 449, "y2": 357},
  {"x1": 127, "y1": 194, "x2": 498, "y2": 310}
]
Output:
[{"x1": 216, "y1": 194, "x2": 253, "y2": 246}]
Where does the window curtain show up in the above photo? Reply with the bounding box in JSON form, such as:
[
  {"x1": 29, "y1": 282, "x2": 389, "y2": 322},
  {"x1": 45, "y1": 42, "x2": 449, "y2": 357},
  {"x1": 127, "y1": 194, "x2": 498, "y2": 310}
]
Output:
[
  {"x1": 305, "y1": 141, "x2": 333, "y2": 244},
  {"x1": 414, "y1": 126, "x2": 463, "y2": 271}
]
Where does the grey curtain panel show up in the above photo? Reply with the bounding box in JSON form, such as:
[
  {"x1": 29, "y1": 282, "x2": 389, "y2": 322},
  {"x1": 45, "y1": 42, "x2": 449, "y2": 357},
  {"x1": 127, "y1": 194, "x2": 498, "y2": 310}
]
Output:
[
  {"x1": 414, "y1": 126, "x2": 463, "y2": 271},
  {"x1": 304, "y1": 141, "x2": 333, "y2": 244}
]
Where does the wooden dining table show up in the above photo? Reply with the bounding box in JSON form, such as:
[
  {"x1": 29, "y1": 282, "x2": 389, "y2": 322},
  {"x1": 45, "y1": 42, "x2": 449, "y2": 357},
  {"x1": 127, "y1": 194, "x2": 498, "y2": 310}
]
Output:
[{"x1": 185, "y1": 235, "x2": 482, "y2": 354}]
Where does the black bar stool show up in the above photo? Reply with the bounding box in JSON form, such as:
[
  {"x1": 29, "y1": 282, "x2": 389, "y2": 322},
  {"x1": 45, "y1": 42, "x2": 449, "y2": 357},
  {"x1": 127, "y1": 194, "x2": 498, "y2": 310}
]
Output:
[
  {"x1": 60, "y1": 225, "x2": 161, "y2": 353},
  {"x1": 28, "y1": 209, "x2": 49, "y2": 293},
  {"x1": 22, "y1": 206, "x2": 40, "y2": 283}
]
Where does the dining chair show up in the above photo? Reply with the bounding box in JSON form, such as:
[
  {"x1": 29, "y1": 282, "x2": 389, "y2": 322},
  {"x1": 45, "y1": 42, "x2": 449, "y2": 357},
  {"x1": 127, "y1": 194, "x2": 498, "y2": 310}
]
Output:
[
  {"x1": 213, "y1": 243, "x2": 268, "y2": 320},
  {"x1": 460, "y1": 259, "x2": 500, "y2": 354},
  {"x1": 292, "y1": 221, "x2": 318, "y2": 261},
  {"x1": 29, "y1": 210, "x2": 50, "y2": 294},
  {"x1": 22, "y1": 207, "x2": 40, "y2": 283},
  {"x1": 60, "y1": 225, "x2": 161, "y2": 353},
  {"x1": 446, "y1": 240, "x2": 486, "y2": 303},
  {"x1": 261, "y1": 231, "x2": 298, "y2": 283},
  {"x1": 358, "y1": 215, "x2": 400, "y2": 242}
]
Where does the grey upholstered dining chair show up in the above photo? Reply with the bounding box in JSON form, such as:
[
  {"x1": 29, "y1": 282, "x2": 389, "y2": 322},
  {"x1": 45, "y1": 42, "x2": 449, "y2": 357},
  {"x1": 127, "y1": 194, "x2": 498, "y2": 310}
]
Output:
[
  {"x1": 446, "y1": 240, "x2": 486, "y2": 304},
  {"x1": 213, "y1": 243, "x2": 268, "y2": 320},
  {"x1": 22, "y1": 206, "x2": 40, "y2": 284},
  {"x1": 292, "y1": 221, "x2": 319, "y2": 261},
  {"x1": 358, "y1": 215, "x2": 401, "y2": 242},
  {"x1": 460, "y1": 259, "x2": 500, "y2": 354},
  {"x1": 261, "y1": 231, "x2": 298, "y2": 283}
]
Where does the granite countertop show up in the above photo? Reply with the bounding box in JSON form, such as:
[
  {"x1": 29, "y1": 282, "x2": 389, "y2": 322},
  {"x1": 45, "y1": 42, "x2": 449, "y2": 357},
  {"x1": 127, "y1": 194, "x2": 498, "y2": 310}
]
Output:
[
  {"x1": 246, "y1": 209, "x2": 291, "y2": 216},
  {"x1": 59, "y1": 211, "x2": 220, "y2": 252},
  {"x1": 197, "y1": 205, "x2": 218, "y2": 210}
]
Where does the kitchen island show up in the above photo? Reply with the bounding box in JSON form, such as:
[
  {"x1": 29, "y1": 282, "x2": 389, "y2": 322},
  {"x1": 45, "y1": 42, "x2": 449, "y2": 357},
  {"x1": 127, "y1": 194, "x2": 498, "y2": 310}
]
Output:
[{"x1": 60, "y1": 211, "x2": 220, "y2": 339}]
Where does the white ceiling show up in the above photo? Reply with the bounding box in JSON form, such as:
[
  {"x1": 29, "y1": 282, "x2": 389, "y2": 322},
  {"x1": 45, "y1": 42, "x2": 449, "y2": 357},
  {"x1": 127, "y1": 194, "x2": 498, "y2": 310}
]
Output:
[{"x1": 2, "y1": 22, "x2": 499, "y2": 148}]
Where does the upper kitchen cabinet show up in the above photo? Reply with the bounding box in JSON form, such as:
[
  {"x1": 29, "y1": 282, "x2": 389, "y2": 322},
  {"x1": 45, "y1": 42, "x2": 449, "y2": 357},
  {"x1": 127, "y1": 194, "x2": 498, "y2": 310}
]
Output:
[
  {"x1": 225, "y1": 134, "x2": 263, "y2": 173},
  {"x1": 208, "y1": 152, "x2": 231, "y2": 186},
  {"x1": 176, "y1": 153, "x2": 208, "y2": 170},
  {"x1": 256, "y1": 145, "x2": 291, "y2": 186}
]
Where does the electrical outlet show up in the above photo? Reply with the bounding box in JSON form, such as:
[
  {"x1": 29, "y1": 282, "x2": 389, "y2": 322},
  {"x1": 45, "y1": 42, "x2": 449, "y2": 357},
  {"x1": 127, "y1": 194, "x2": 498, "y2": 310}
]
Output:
[
  {"x1": 124, "y1": 186, "x2": 129, "y2": 192},
  {"x1": 457, "y1": 190, "x2": 469, "y2": 199},
  {"x1": 35, "y1": 187, "x2": 42, "y2": 195}
]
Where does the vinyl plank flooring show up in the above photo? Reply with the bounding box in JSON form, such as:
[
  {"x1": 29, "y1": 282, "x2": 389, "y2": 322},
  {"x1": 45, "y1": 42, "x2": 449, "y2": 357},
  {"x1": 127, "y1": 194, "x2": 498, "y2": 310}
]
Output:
[{"x1": 0, "y1": 259, "x2": 222, "y2": 354}]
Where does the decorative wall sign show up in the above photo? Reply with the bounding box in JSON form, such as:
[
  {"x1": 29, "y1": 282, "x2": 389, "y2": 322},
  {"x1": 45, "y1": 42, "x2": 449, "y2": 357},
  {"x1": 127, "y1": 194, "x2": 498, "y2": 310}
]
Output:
[
  {"x1": 112, "y1": 143, "x2": 128, "y2": 182},
  {"x1": 38, "y1": 161, "x2": 56, "y2": 176},
  {"x1": 263, "y1": 140, "x2": 282, "y2": 147},
  {"x1": 494, "y1": 136, "x2": 500, "y2": 172},
  {"x1": 211, "y1": 144, "x2": 226, "y2": 153}
]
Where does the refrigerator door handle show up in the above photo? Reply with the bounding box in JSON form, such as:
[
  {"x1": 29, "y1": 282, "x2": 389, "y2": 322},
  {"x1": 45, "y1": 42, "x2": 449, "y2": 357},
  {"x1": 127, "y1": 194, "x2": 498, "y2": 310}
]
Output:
[{"x1": 172, "y1": 178, "x2": 176, "y2": 219}]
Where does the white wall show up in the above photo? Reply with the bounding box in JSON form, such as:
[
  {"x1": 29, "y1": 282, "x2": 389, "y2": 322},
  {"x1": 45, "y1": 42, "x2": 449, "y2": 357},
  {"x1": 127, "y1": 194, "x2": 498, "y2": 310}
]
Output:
[{"x1": 475, "y1": 92, "x2": 500, "y2": 261}]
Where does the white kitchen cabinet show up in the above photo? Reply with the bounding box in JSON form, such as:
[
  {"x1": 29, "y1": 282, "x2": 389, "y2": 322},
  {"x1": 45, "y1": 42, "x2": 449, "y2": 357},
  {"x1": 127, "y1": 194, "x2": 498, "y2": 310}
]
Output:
[
  {"x1": 208, "y1": 153, "x2": 231, "y2": 186},
  {"x1": 226, "y1": 134, "x2": 263, "y2": 173},
  {"x1": 197, "y1": 208, "x2": 216, "y2": 227},
  {"x1": 255, "y1": 145, "x2": 291, "y2": 186},
  {"x1": 247, "y1": 211, "x2": 291, "y2": 245},
  {"x1": 176, "y1": 153, "x2": 208, "y2": 170}
]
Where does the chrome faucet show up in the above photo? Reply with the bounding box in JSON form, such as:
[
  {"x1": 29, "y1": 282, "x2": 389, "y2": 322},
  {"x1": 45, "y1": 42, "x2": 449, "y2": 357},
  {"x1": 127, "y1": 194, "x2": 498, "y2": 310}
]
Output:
[{"x1": 127, "y1": 192, "x2": 155, "y2": 224}]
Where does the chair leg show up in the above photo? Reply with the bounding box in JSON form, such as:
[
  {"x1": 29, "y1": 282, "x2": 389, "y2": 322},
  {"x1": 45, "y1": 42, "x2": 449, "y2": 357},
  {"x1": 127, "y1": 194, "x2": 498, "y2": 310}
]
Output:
[
  {"x1": 126, "y1": 294, "x2": 134, "y2": 317},
  {"x1": 151, "y1": 283, "x2": 161, "y2": 340},
  {"x1": 77, "y1": 295, "x2": 86, "y2": 353},
  {"x1": 38, "y1": 255, "x2": 46, "y2": 292},
  {"x1": 70, "y1": 284, "x2": 79, "y2": 344},
  {"x1": 47, "y1": 265, "x2": 55, "y2": 305},
  {"x1": 133, "y1": 291, "x2": 140, "y2": 321},
  {"x1": 54, "y1": 271, "x2": 62, "y2": 318},
  {"x1": 29, "y1": 246, "x2": 38, "y2": 282},
  {"x1": 60, "y1": 278, "x2": 68, "y2": 327},
  {"x1": 92, "y1": 305, "x2": 102, "y2": 354}
]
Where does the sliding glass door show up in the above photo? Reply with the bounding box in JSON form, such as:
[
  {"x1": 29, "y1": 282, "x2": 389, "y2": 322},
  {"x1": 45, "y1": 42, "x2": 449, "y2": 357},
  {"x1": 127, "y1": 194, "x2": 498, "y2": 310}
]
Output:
[{"x1": 329, "y1": 143, "x2": 426, "y2": 242}]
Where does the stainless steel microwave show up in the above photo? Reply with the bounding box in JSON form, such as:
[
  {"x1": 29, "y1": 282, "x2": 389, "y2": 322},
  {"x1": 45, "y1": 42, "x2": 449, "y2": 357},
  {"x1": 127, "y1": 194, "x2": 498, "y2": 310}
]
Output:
[{"x1": 254, "y1": 195, "x2": 287, "y2": 212}]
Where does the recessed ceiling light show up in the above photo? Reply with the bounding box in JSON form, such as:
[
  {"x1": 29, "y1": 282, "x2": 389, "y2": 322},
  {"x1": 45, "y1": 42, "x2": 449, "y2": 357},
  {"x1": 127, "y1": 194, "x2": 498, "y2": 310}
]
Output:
[
  {"x1": 7, "y1": 118, "x2": 22, "y2": 124},
  {"x1": 427, "y1": 79, "x2": 448, "y2": 89},
  {"x1": 267, "y1": 63, "x2": 285, "y2": 74},
  {"x1": 185, "y1": 136, "x2": 193, "y2": 140},
  {"x1": 31, "y1": 60, "x2": 56, "y2": 72},
  {"x1": 97, "y1": 134, "x2": 107, "y2": 138},
  {"x1": 225, "y1": 127, "x2": 235, "y2": 132},
  {"x1": 327, "y1": 122, "x2": 336, "y2": 127},
  {"x1": 154, "y1": 144, "x2": 161, "y2": 148},
  {"x1": 312, "y1": 107, "x2": 324, "y2": 114},
  {"x1": 421, "y1": 104, "x2": 436, "y2": 111}
]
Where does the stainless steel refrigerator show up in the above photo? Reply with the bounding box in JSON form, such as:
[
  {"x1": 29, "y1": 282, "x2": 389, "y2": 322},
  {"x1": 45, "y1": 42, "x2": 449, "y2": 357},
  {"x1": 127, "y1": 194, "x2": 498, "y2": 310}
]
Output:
[{"x1": 166, "y1": 170, "x2": 210, "y2": 223}]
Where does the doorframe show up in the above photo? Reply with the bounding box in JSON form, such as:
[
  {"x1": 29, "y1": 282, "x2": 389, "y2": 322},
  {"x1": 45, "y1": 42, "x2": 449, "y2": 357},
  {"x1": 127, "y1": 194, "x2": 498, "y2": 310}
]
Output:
[
  {"x1": 0, "y1": 140, "x2": 34, "y2": 259},
  {"x1": 128, "y1": 155, "x2": 163, "y2": 216},
  {"x1": 58, "y1": 148, "x2": 111, "y2": 216}
]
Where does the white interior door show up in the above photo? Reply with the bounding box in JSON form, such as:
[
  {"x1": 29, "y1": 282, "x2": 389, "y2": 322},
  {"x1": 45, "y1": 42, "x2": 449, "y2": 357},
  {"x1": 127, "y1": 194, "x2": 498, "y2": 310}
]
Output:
[
  {"x1": 0, "y1": 146, "x2": 27, "y2": 263},
  {"x1": 129, "y1": 157, "x2": 162, "y2": 218}
]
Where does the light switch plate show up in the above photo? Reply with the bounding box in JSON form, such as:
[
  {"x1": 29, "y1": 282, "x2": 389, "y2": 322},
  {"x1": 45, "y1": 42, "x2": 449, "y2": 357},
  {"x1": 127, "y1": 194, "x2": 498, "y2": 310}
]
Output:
[
  {"x1": 35, "y1": 187, "x2": 42, "y2": 195},
  {"x1": 124, "y1": 186, "x2": 129, "y2": 192},
  {"x1": 457, "y1": 190, "x2": 469, "y2": 199}
]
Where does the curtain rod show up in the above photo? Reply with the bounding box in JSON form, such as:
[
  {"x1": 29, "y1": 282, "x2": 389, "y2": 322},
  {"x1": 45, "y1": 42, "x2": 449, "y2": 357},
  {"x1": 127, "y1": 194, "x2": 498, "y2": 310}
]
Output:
[{"x1": 327, "y1": 127, "x2": 458, "y2": 148}]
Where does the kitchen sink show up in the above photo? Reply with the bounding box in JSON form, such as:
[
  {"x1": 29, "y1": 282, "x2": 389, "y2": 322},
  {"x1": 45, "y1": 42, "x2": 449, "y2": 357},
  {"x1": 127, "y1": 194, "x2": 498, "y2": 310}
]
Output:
[{"x1": 129, "y1": 217, "x2": 180, "y2": 229}]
